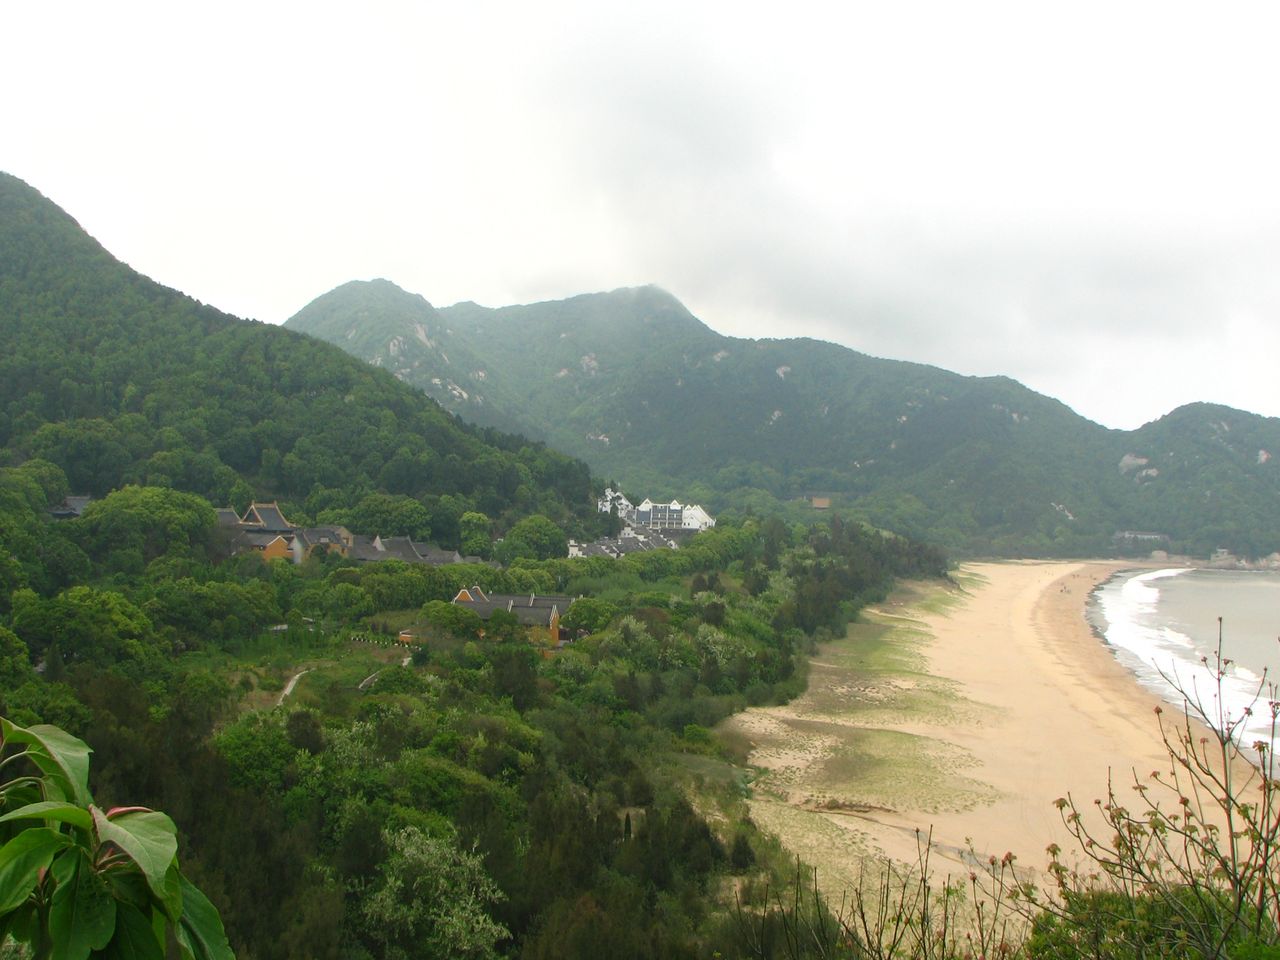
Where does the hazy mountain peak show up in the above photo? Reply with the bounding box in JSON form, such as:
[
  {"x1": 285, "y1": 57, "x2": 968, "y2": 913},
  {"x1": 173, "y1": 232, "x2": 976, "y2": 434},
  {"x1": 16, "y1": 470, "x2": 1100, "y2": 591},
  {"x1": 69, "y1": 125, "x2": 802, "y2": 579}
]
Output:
[
  {"x1": 322, "y1": 277, "x2": 437, "y2": 310},
  {"x1": 287, "y1": 275, "x2": 1280, "y2": 556}
]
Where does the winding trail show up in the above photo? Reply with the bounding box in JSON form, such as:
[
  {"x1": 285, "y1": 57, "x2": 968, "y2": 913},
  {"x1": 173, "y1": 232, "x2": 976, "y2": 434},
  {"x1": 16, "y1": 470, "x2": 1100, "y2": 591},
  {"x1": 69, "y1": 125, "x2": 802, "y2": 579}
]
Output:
[{"x1": 277, "y1": 668, "x2": 314, "y2": 706}]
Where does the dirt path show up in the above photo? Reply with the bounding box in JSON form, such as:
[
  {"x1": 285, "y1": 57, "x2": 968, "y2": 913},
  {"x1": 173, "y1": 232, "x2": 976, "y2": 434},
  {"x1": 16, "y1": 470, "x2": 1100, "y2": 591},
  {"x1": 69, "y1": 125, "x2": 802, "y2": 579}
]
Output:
[{"x1": 276, "y1": 667, "x2": 314, "y2": 706}]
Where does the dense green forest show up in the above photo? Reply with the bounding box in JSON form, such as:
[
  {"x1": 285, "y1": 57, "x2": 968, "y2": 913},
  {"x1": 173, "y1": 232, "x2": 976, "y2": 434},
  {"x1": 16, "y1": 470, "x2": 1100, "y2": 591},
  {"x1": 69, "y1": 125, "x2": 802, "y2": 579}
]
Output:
[
  {"x1": 288, "y1": 280, "x2": 1280, "y2": 558},
  {"x1": 0, "y1": 174, "x2": 599, "y2": 549},
  {"x1": 0, "y1": 452, "x2": 948, "y2": 958},
  {"x1": 0, "y1": 171, "x2": 961, "y2": 957}
]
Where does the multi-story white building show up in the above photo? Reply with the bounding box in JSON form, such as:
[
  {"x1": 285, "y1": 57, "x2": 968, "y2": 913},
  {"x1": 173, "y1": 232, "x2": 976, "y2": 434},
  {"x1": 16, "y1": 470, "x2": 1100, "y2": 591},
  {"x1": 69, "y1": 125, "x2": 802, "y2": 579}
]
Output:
[
  {"x1": 635, "y1": 498, "x2": 682, "y2": 529},
  {"x1": 598, "y1": 489, "x2": 715, "y2": 531}
]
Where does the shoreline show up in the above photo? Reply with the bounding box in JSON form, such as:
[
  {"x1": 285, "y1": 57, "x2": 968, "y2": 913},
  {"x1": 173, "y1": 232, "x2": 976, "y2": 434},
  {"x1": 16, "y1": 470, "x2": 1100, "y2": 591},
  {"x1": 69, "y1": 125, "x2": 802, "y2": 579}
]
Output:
[{"x1": 723, "y1": 559, "x2": 1182, "y2": 901}]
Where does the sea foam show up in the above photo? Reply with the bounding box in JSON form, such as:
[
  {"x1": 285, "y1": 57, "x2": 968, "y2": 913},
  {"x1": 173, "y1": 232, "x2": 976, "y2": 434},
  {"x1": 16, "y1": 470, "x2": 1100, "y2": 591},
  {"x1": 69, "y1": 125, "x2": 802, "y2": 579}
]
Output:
[{"x1": 1092, "y1": 568, "x2": 1277, "y2": 749}]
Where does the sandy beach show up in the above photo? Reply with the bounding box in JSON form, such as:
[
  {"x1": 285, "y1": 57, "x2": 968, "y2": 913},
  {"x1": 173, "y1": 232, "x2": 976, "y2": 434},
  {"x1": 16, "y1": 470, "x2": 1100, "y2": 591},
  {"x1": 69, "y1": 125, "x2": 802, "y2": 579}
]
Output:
[{"x1": 723, "y1": 560, "x2": 1184, "y2": 900}]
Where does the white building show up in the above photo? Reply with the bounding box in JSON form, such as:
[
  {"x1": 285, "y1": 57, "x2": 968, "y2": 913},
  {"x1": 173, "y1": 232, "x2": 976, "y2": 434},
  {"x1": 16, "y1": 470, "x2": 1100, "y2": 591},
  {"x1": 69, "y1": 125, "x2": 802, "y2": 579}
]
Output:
[
  {"x1": 598, "y1": 489, "x2": 715, "y2": 531},
  {"x1": 635, "y1": 498, "x2": 682, "y2": 528},
  {"x1": 681, "y1": 504, "x2": 715, "y2": 530},
  {"x1": 597, "y1": 487, "x2": 634, "y2": 516}
]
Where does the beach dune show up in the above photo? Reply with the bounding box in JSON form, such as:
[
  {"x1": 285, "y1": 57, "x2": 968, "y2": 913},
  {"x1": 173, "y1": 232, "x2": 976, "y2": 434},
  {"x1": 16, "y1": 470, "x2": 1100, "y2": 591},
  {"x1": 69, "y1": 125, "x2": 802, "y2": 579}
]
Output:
[{"x1": 725, "y1": 561, "x2": 1179, "y2": 897}]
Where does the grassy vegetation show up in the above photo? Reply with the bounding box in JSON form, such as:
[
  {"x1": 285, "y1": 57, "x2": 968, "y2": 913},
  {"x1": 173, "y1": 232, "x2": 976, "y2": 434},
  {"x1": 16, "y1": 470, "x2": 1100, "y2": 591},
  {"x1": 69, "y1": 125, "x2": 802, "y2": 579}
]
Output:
[{"x1": 711, "y1": 577, "x2": 993, "y2": 913}]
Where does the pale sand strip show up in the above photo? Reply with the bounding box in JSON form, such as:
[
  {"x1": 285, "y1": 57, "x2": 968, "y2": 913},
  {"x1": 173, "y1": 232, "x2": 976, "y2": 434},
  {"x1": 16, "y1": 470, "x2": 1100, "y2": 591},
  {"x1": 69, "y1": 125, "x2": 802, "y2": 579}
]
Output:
[{"x1": 726, "y1": 560, "x2": 1180, "y2": 900}]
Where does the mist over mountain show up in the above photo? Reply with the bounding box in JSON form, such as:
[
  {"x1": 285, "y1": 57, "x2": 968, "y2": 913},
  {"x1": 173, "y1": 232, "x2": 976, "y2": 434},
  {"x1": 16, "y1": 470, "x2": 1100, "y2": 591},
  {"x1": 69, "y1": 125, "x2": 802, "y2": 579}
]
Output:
[{"x1": 288, "y1": 279, "x2": 1280, "y2": 557}]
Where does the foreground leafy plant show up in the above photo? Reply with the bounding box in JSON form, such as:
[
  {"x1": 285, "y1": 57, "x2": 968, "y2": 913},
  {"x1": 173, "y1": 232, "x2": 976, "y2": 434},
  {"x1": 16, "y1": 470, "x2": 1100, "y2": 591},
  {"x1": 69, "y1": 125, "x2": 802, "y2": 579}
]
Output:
[{"x1": 0, "y1": 716, "x2": 233, "y2": 959}]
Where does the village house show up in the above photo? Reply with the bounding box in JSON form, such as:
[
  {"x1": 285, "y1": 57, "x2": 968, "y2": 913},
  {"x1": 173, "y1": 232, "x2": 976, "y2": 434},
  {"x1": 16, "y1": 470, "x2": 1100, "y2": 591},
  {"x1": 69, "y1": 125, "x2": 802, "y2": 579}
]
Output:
[{"x1": 451, "y1": 586, "x2": 576, "y2": 646}]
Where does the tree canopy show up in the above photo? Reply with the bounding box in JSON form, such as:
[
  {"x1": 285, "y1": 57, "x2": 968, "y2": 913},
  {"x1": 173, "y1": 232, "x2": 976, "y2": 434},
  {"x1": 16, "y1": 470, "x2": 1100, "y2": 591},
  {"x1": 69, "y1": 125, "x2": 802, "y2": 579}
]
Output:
[{"x1": 0, "y1": 173, "x2": 603, "y2": 549}]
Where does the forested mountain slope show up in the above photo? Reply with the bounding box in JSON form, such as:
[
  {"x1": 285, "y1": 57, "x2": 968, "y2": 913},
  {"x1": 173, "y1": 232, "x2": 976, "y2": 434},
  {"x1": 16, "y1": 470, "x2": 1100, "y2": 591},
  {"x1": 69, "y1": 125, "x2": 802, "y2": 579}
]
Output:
[
  {"x1": 288, "y1": 280, "x2": 1280, "y2": 556},
  {"x1": 0, "y1": 174, "x2": 596, "y2": 541},
  {"x1": 0, "y1": 171, "x2": 965, "y2": 960}
]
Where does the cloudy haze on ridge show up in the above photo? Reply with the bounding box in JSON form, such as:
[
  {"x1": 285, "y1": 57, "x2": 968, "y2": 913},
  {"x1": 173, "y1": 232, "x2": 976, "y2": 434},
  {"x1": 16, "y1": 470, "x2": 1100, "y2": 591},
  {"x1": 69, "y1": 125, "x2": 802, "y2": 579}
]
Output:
[{"x1": 6, "y1": 1, "x2": 1279, "y2": 430}]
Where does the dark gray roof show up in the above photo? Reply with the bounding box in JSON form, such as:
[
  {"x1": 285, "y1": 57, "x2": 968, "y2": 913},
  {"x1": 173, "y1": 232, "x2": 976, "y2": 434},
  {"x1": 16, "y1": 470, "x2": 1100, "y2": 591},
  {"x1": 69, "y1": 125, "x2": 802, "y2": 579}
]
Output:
[
  {"x1": 49, "y1": 495, "x2": 93, "y2": 520},
  {"x1": 457, "y1": 598, "x2": 563, "y2": 627},
  {"x1": 461, "y1": 599, "x2": 524, "y2": 620},
  {"x1": 298, "y1": 526, "x2": 351, "y2": 551},
  {"x1": 454, "y1": 593, "x2": 575, "y2": 625},
  {"x1": 215, "y1": 508, "x2": 243, "y2": 527},
  {"x1": 243, "y1": 503, "x2": 292, "y2": 532},
  {"x1": 503, "y1": 594, "x2": 572, "y2": 610},
  {"x1": 346, "y1": 535, "x2": 463, "y2": 565},
  {"x1": 415, "y1": 545, "x2": 463, "y2": 565},
  {"x1": 306, "y1": 525, "x2": 350, "y2": 542},
  {"x1": 347, "y1": 535, "x2": 385, "y2": 562},
  {"x1": 377, "y1": 536, "x2": 424, "y2": 562}
]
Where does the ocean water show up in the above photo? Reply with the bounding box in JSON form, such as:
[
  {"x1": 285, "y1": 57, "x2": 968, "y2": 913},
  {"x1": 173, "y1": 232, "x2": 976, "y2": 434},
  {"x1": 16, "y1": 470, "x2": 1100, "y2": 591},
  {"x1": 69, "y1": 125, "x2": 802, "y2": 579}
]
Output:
[{"x1": 1087, "y1": 568, "x2": 1280, "y2": 747}]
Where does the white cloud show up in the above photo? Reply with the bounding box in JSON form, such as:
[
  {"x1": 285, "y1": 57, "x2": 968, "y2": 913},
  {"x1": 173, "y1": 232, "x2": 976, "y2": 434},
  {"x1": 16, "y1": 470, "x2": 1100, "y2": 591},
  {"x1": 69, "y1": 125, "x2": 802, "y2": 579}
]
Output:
[{"x1": 5, "y1": 0, "x2": 1279, "y2": 428}]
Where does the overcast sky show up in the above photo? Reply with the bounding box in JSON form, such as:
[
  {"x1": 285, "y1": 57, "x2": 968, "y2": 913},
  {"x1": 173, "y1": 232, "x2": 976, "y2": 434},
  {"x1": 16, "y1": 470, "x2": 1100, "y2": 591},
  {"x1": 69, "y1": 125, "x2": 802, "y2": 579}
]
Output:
[{"x1": 6, "y1": 2, "x2": 1279, "y2": 430}]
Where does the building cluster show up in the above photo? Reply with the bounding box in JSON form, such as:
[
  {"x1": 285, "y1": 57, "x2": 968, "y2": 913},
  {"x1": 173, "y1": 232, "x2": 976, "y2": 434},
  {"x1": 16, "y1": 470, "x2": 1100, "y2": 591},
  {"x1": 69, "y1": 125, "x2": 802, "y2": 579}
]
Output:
[
  {"x1": 216, "y1": 502, "x2": 479, "y2": 566},
  {"x1": 596, "y1": 488, "x2": 715, "y2": 531},
  {"x1": 567, "y1": 488, "x2": 716, "y2": 559},
  {"x1": 57, "y1": 490, "x2": 715, "y2": 571},
  {"x1": 567, "y1": 524, "x2": 683, "y2": 559}
]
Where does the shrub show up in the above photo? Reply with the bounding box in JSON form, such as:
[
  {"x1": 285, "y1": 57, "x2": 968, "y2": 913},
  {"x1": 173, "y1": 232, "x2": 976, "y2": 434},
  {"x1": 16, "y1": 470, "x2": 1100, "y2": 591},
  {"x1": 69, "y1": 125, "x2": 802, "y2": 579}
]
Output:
[{"x1": 0, "y1": 716, "x2": 234, "y2": 958}]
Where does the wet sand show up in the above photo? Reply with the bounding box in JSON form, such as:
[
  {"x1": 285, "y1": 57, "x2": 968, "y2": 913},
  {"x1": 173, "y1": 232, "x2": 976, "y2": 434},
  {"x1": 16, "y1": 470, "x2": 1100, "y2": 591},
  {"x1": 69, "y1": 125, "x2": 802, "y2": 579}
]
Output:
[{"x1": 724, "y1": 560, "x2": 1179, "y2": 899}]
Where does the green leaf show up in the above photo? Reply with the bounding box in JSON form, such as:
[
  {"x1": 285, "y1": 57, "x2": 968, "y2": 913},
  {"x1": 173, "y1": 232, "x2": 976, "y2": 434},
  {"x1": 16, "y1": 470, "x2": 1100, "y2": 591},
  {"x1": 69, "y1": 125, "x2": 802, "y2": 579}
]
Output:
[
  {"x1": 175, "y1": 874, "x2": 234, "y2": 960},
  {"x1": 99, "y1": 902, "x2": 163, "y2": 960},
  {"x1": 91, "y1": 808, "x2": 177, "y2": 903},
  {"x1": 0, "y1": 800, "x2": 93, "y2": 832},
  {"x1": 50, "y1": 847, "x2": 79, "y2": 887},
  {"x1": 159, "y1": 860, "x2": 183, "y2": 922},
  {"x1": 0, "y1": 900, "x2": 39, "y2": 946},
  {"x1": 104, "y1": 869, "x2": 151, "y2": 911},
  {"x1": 0, "y1": 719, "x2": 92, "y2": 807},
  {"x1": 0, "y1": 827, "x2": 68, "y2": 914},
  {"x1": 49, "y1": 849, "x2": 116, "y2": 960},
  {"x1": 150, "y1": 906, "x2": 166, "y2": 952},
  {"x1": 0, "y1": 781, "x2": 41, "y2": 813}
]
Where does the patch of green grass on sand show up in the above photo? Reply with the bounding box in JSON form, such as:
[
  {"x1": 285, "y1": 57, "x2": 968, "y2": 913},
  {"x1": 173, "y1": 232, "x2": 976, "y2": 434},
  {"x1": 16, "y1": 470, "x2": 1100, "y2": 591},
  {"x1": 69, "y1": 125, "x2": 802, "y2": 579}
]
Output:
[{"x1": 718, "y1": 575, "x2": 998, "y2": 897}]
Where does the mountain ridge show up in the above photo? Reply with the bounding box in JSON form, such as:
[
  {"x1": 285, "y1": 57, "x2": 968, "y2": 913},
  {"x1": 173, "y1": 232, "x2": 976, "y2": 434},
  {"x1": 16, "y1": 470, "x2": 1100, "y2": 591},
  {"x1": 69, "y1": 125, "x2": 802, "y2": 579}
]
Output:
[{"x1": 287, "y1": 277, "x2": 1280, "y2": 557}]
